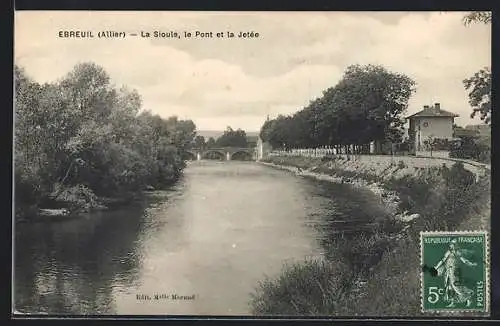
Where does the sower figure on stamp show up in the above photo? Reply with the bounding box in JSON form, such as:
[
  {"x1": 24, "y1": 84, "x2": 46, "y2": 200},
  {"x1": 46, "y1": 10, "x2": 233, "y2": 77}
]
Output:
[{"x1": 434, "y1": 239, "x2": 477, "y2": 308}]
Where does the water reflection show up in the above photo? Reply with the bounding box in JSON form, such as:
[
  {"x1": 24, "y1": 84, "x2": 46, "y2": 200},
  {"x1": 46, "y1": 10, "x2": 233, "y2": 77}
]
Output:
[{"x1": 14, "y1": 194, "x2": 167, "y2": 314}]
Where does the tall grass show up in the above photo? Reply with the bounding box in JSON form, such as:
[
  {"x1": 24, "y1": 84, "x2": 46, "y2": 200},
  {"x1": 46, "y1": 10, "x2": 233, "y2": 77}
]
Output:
[
  {"x1": 250, "y1": 259, "x2": 351, "y2": 316},
  {"x1": 345, "y1": 237, "x2": 421, "y2": 316}
]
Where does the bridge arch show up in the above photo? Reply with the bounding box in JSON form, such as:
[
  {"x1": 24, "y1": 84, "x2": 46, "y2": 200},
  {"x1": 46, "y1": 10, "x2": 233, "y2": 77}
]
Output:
[
  {"x1": 231, "y1": 150, "x2": 254, "y2": 161},
  {"x1": 184, "y1": 147, "x2": 257, "y2": 161},
  {"x1": 202, "y1": 150, "x2": 226, "y2": 160}
]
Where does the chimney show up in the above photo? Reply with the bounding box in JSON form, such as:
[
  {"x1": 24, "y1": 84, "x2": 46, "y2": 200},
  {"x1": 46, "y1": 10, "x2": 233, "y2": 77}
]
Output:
[
  {"x1": 423, "y1": 105, "x2": 429, "y2": 109},
  {"x1": 434, "y1": 103, "x2": 440, "y2": 111}
]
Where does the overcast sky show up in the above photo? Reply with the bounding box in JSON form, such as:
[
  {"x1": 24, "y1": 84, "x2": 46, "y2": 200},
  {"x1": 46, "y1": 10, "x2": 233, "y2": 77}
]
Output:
[{"x1": 15, "y1": 11, "x2": 491, "y2": 132}]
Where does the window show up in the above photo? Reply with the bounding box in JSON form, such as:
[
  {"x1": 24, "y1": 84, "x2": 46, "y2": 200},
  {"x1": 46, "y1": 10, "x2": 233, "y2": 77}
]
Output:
[{"x1": 423, "y1": 121, "x2": 429, "y2": 128}]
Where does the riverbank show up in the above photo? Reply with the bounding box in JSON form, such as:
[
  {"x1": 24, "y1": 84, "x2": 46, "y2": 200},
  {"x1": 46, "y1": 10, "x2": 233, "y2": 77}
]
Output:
[
  {"x1": 251, "y1": 155, "x2": 490, "y2": 316},
  {"x1": 15, "y1": 181, "x2": 175, "y2": 224},
  {"x1": 15, "y1": 192, "x2": 138, "y2": 224}
]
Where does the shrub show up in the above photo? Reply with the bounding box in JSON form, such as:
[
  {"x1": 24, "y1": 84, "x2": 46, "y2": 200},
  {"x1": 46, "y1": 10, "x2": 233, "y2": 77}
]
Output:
[
  {"x1": 250, "y1": 259, "x2": 351, "y2": 316},
  {"x1": 442, "y1": 162, "x2": 475, "y2": 188},
  {"x1": 50, "y1": 184, "x2": 100, "y2": 211},
  {"x1": 386, "y1": 175, "x2": 434, "y2": 212},
  {"x1": 346, "y1": 238, "x2": 421, "y2": 316},
  {"x1": 450, "y1": 136, "x2": 490, "y2": 162}
]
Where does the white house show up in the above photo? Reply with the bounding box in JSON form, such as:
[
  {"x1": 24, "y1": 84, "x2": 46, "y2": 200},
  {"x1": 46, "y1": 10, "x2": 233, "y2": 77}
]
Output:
[{"x1": 406, "y1": 102, "x2": 459, "y2": 157}]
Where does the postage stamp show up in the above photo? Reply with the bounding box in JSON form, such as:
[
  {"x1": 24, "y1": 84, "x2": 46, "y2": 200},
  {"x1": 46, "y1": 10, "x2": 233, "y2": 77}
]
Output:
[{"x1": 420, "y1": 231, "x2": 489, "y2": 313}]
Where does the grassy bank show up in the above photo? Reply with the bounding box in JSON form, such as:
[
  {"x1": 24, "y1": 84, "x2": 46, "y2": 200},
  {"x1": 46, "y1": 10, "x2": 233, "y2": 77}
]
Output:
[{"x1": 250, "y1": 155, "x2": 490, "y2": 316}]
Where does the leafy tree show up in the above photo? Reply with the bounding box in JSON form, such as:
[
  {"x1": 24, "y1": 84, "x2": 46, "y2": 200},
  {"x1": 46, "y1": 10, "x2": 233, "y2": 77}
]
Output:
[
  {"x1": 463, "y1": 67, "x2": 491, "y2": 124},
  {"x1": 206, "y1": 137, "x2": 217, "y2": 148},
  {"x1": 15, "y1": 66, "x2": 48, "y2": 206},
  {"x1": 463, "y1": 11, "x2": 492, "y2": 25},
  {"x1": 462, "y1": 11, "x2": 491, "y2": 124},
  {"x1": 264, "y1": 115, "x2": 292, "y2": 149},
  {"x1": 259, "y1": 117, "x2": 274, "y2": 143},
  {"x1": 59, "y1": 62, "x2": 115, "y2": 122},
  {"x1": 164, "y1": 116, "x2": 197, "y2": 152},
  {"x1": 287, "y1": 109, "x2": 315, "y2": 148},
  {"x1": 193, "y1": 135, "x2": 206, "y2": 149},
  {"x1": 423, "y1": 135, "x2": 437, "y2": 156},
  {"x1": 216, "y1": 126, "x2": 248, "y2": 147},
  {"x1": 330, "y1": 64, "x2": 415, "y2": 145}
]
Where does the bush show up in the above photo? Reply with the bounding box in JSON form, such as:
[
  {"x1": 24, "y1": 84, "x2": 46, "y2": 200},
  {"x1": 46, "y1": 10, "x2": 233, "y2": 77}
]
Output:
[
  {"x1": 442, "y1": 162, "x2": 475, "y2": 188},
  {"x1": 432, "y1": 138, "x2": 453, "y2": 151},
  {"x1": 450, "y1": 136, "x2": 490, "y2": 163},
  {"x1": 50, "y1": 184, "x2": 100, "y2": 211},
  {"x1": 15, "y1": 167, "x2": 42, "y2": 207},
  {"x1": 346, "y1": 238, "x2": 421, "y2": 316},
  {"x1": 250, "y1": 259, "x2": 351, "y2": 316},
  {"x1": 386, "y1": 175, "x2": 435, "y2": 212},
  {"x1": 325, "y1": 231, "x2": 392, "y2": 274}
]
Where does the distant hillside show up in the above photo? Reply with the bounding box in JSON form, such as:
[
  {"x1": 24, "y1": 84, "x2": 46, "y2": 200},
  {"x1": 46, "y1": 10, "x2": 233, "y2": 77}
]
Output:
[{"x1": 196, "y1": 130, "x2": 259, "y2": 140}]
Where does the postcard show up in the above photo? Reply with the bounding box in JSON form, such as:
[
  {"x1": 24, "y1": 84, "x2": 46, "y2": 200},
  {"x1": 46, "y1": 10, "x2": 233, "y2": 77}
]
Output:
[{"x1": 13, "y1": 10, "x2": 491, "y2": 317}]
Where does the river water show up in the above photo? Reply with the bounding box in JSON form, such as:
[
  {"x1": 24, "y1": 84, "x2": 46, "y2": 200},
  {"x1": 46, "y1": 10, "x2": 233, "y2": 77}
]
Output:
[{"x1": 14, "y1": 161, "x2": 389, "y2": 315}]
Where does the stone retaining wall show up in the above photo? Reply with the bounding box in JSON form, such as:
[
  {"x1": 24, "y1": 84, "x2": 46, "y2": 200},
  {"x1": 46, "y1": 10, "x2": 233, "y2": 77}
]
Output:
[{"x1": 268, "y1": 150, "x2": 490, "y2": 179}]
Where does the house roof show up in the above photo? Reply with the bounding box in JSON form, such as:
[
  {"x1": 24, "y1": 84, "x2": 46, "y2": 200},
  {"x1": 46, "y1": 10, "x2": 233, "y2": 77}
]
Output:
[{"x1": 406, "y1": 105, "x2": 459, "y2": 119}]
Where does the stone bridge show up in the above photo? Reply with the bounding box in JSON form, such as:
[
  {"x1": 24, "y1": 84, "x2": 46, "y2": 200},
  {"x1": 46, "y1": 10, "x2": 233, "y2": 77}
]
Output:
[{"x1": 185, "y1": 147, "x2": 257, "y2": 161}]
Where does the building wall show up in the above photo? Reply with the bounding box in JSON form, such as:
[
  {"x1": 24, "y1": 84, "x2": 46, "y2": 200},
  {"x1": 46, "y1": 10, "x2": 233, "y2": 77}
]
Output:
[
  {"x1": 256, "y1": 137, "x2": 272, "y2": 160},
  {"x1": 413, "y1": 116, "x2": 454, "y2": 151},
  {"x1": 408, "y1": 119, "x2": 416, "y2": 153}
]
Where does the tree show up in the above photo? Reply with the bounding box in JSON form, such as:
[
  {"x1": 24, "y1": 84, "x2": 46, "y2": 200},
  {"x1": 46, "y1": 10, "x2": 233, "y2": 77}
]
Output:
[
  {"x1": 14, "y1": 66, "x2": 49, "y2": 206},
  {"x1": 463, "y1": 11, "x2": 492, "y2": 25},
  {"x1": 423, "y1": 135, "x2": 436, "y2": 157},
  {"x1": 264, "y1": 115, "x2": 292, "y2": 149},
  {"x1": 331, "y1": 64, "x2": 415, "y2": 145},
  {"x1": 305, "y1": 64, "x2": 414, "y2": 152},
  {"x1": 216, "y1": 126, "x2": 248, "y2": 148},
  {"x1": 193, "y1": 135, "x2": 206, "y2": 149},
  {"x1": 463, "y1": 12, "x2": 491, "y2": 124},
  {"x1": 290, "y1": 109, "x2": 315, "y2": 148},
  {"x1": 463, "y1": 67, "x2": 491, "y2": 124},
  {"x1": 206, "y1": 137, "x2": 216, "y2": 148},
  {"x1": 259, "y1": 117, "x2": 274, "y2": 143},
  {"x1": 163, "y1": 116, "x2": 197, "y2": 152},
  {"x1": 59, "y1": 62, "x2": 115, "y2": 122}
]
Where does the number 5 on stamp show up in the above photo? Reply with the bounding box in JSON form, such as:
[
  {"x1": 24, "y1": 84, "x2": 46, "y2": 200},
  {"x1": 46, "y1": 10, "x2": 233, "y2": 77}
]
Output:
[{"x1": 420, "y1": 231, "x2": 489, "y2": 313}]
